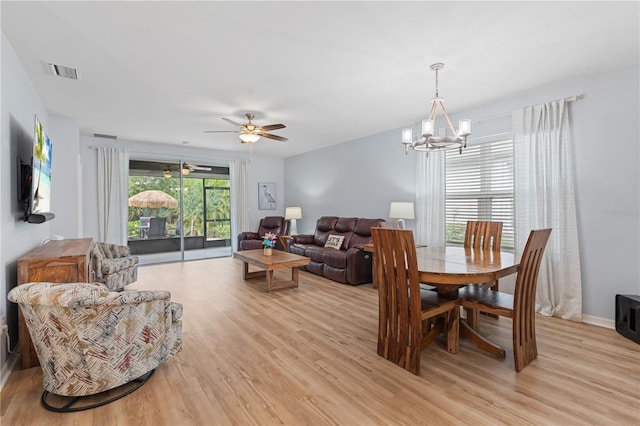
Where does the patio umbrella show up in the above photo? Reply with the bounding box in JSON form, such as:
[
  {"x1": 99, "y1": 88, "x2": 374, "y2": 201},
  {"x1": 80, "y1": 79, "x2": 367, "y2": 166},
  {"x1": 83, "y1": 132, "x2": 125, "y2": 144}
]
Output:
[{"x1": 128, "y1": 190, "x2": 178, "y2": 209}]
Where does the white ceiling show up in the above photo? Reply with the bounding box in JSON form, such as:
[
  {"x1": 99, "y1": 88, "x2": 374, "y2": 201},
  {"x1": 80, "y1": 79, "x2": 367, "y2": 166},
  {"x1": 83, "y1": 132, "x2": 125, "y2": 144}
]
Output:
[{"x1": 2, "y1": 1, "x2": 638, "y2": 158}]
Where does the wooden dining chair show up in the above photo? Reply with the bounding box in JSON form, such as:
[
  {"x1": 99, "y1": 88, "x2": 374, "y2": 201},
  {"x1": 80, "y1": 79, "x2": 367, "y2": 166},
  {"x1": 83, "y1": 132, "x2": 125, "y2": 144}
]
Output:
[
  {"x1": 464, "y1": 221, "x2": 503, "y2": 289},
  {"x1": 371, "y1": 228, "x2": 459, "y2": 375},
  {"x1": 458, "y1": 228, "x2": 552, "y2": 372},
  {"x1": 463, "y1": 221, "x2": 504, "y2": 320}
]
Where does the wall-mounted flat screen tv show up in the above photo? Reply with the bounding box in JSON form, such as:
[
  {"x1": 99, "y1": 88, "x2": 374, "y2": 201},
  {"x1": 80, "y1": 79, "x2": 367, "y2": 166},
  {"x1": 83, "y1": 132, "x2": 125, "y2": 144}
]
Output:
[{"x1": 30, "y1": 115, "x2": 53, "y2": 218}]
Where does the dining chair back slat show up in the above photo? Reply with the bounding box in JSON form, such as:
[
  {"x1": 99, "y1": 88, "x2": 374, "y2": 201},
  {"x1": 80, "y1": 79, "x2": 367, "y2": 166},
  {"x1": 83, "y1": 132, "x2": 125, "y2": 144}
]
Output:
[
  {"x1": 372, "y1": 228, "x2": 459, "y2": 375},
  {"x1": 464, "y1": 221, "x2": 503, "y2": 251}
]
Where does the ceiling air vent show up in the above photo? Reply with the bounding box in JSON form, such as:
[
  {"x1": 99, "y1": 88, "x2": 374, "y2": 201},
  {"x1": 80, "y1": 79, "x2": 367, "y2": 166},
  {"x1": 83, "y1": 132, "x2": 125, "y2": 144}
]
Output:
[{"x1": 47, "y1": 63, "x2": 79, "y2": 80}]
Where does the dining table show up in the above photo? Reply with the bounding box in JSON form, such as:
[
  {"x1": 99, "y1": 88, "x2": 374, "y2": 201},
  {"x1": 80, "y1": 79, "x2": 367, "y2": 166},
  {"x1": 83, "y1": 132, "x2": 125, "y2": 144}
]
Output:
[{"x1": 366, "y1": 243, "x2": 519, "y2": 358}]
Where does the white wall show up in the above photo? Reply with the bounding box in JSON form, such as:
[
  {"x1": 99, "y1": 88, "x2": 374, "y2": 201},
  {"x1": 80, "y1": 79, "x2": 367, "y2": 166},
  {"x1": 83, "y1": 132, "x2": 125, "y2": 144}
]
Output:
[
  {"x1": 0, "y1": 31, "x2": 52, "y2": 385},
  {"x1": 285, "y1": 64, "x2": 640, "y2": 321},
  {"x1": 48, "y1": 115, "x2": 81, "y2": 239}
]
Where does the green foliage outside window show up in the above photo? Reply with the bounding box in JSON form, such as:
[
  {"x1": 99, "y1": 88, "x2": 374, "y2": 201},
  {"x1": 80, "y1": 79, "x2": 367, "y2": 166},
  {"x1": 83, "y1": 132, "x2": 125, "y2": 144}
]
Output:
[
  {"x1": 128, "y1": 176, "x2": 230, "y2": 240},
  {"x1": 446, "y1": 223, "x2": 467, "y2": 245}
]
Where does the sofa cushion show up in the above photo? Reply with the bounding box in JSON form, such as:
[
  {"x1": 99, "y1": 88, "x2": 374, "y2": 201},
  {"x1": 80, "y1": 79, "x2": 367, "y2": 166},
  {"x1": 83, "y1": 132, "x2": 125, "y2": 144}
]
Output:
[
  {"x1": 313, "y1": 216, "x2": 338, "y2": 246},
  {"x1": 334, "y1": 217, "x2": 356, "y2": 233},
  {"x1": 324, "y1": 234, "x2": 344, "y2": 250},
  {"x1": 349, "y1": 218, "x2": 385, "y2": 248},
  {"x1": 289, "y1": 243, "x2": 307, "y2": 257},
  {"x1": 304, "y1": 245, "x2": 329, "y2": 263},
  {"x1": 322, "y1": 249, "x2": 347, "y2": 269}
]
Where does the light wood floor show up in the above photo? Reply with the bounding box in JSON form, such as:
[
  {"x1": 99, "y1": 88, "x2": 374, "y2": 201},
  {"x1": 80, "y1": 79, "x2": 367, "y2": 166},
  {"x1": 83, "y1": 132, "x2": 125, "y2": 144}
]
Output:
[{"x1": 2, "y1": 257, "x2": 639, "y2": 425}]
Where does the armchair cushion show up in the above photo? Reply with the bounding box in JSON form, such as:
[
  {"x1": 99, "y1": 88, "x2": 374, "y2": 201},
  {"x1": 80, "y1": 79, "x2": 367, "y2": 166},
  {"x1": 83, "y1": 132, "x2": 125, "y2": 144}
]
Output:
[{"x1": 8, "y1": 282, "x2": 182, "y2": 398}]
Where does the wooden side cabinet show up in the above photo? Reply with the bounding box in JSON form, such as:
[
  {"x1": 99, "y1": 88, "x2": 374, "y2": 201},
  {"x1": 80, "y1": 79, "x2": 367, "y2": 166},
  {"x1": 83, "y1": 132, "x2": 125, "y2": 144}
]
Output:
[{"x1": 16, "y1": 238, "x2": 95, "y2": 369}]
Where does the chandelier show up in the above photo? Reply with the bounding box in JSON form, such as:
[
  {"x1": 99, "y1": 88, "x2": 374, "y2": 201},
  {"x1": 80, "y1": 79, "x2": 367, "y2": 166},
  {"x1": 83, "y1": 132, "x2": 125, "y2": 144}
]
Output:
[{"x1": 402, "y1": 63, "x2": 471, "y2": 155}]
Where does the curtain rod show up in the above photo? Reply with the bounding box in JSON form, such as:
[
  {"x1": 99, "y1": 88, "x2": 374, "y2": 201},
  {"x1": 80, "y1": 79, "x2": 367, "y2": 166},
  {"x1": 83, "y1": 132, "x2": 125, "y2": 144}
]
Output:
[
  {"x1": 85, "y1": 146, "x2": 248, "y2": 163},
  {"x1": 472, "y1": 93, "x2": 583, "y2": 123}
]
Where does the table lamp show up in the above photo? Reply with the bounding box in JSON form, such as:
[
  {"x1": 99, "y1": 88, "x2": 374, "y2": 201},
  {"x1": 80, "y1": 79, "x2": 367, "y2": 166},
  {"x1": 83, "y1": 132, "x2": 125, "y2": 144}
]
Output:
[
  {"x1": 389, "y1": 202, "x2": 415, "y2": 229},
  {"x1": 285, "y1": 207, "x2": 302, "y2": 235}
]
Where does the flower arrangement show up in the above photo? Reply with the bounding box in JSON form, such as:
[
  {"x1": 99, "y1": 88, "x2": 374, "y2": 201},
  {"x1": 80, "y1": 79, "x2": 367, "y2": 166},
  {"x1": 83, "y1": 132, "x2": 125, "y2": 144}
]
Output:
[{"x1": 262, "y1": 232, "x2": 277, "y2": 248}]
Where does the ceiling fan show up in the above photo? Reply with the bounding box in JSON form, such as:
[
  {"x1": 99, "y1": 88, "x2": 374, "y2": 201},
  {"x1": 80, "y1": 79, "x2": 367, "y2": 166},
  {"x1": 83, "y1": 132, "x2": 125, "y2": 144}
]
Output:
[
  {"x1": 163, "y1": 163, "x2": 211, "y2": 177},
  {"x1": 181, "y1": 163, "x2": 211, "y2": 176},
  {"x1": 204, "y1": 113, "x2": 288, "y2": 143}
]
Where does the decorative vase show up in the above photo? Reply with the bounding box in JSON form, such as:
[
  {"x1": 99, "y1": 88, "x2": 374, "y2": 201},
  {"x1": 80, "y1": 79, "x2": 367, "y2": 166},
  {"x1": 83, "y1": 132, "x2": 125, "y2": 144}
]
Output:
[{"x1": 263, "y1": 247, "x2": 272, "y2": 256}]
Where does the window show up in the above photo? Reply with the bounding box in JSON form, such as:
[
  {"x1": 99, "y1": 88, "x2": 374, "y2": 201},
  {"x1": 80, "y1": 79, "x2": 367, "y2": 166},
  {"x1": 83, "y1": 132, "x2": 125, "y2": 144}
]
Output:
[
  {"x1": 204, "y1": 179, "x2": 231, "y2": 243},
  {"x1": 445, "y1": 134, "x2": 514, "y2": 248}
]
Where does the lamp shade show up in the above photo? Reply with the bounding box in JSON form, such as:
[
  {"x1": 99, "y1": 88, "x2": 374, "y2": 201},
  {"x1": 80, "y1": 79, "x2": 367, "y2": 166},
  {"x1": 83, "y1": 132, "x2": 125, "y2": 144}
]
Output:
[
  {"x1": 285, "y1": 207, "x2": 302, "y2": 220},
  {"x1": 389, "y1": 202, "x2": 415, "y2": 219}
]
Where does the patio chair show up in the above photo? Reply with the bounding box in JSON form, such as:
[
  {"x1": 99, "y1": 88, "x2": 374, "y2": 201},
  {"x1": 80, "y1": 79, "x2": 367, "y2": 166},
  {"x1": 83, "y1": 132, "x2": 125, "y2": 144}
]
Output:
[
  {"x1": 139, "y1": 216, "x2": 151, "y2": 238},
  {"x1": 148, "y1": 217, "x2": 167, "y2": 238}
]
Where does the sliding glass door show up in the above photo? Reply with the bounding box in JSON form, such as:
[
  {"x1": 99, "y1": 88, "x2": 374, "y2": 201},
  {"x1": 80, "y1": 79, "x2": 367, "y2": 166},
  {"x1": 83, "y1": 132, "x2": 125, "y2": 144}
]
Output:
[{"x1": 127, "y1": 159, "x2": 232, "y2": 265}]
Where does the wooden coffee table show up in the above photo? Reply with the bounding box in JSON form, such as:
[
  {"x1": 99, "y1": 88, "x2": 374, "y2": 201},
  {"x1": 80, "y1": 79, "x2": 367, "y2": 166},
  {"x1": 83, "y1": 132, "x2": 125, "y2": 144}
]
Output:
[{"x1": 233, "y1": 249, "x2": 310, "y2": 292}]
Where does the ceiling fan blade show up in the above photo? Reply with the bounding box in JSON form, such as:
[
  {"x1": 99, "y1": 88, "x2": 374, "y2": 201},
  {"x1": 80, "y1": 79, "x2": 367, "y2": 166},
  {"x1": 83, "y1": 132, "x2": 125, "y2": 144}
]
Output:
[
  {"x1": 261, "y1": 133, "x2": 288, "y2": 142},
  {"x1": 259, "y1": 124, "x2": 286, "y2": 131},
  {"x1": 222, "y1": 117, "x2": 242, "y2": 127},
  {"x1": 204, "y1": 130, "x2": 240, "y2": 133}
]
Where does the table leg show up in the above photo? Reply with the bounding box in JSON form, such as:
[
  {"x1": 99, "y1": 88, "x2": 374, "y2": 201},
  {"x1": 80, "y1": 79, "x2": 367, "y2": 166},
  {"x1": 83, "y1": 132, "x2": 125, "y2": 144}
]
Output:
[
  {"x1": 243, "y1": 261, "x2": 249, "y2": 279},
  {"x1": 460, "y1": 320, "x2": 506, "y2": 358},
  {"x1": 291, "y1": 267, "x2": 299, "y2": 285},
  {"x1": 266, "y1": 270, "x2": 274, "y2": 292},
  {"x1": 435, "y1": 285, "x2": 459, "y2": 299},
  {"x1": 242, "y1": 262, "x2": 267, "y2": 280}
]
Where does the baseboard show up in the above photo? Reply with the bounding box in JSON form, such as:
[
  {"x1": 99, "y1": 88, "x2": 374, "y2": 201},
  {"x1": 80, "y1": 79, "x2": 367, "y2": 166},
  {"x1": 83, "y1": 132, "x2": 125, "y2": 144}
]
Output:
[
  {"x1": 581, "y1": 314, "x2": 615, "y2": 330},
  {"x1": 0, "y1": 352, "x2": 20, "y2": 390}
]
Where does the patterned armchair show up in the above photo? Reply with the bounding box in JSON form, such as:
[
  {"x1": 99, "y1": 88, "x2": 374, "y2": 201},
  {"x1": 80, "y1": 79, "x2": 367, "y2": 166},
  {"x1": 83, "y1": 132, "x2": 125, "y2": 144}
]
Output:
[
  {"x1": 8, "y1": 282, "x2": 182, "y2": 412},
  {"x1": 92, "y1": 241, "x2": 139, "y2": 291}
]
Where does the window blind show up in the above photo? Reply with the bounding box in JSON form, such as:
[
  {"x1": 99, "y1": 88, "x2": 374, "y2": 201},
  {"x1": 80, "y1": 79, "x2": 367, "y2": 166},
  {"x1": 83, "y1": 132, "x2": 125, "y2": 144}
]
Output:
[{"x1": 445, "y1": 135, "x2": 514, "y2": 248}]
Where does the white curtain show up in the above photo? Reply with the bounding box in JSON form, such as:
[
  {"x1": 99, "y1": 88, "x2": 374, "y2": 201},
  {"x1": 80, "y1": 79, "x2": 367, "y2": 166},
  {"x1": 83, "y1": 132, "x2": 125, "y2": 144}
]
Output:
[
  {"x1": 229, "y1": 159, "x2": 249, "y2": 251},
  {"x1": 97, "y1": 147, "x2": 129, "y2": 245},
  {"x1": 415, "y1": 150, "x2": 446, "y2": 247},
  {"x1": 513, "y1": 99, "x2": 582, "y2": 320}
]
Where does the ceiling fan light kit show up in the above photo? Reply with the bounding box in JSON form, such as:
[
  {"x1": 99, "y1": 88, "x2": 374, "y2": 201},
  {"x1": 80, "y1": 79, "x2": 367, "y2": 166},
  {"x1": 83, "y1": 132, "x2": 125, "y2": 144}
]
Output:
[
  {"x1": 205, "y1": 112, "x2": 288, "y2": 144},
  {"x1": 239, "y1": 133, "x2": 261, "y2": 144},
  {"x1": 402, "y1": 63, "x2": 471, "y2": 156}
]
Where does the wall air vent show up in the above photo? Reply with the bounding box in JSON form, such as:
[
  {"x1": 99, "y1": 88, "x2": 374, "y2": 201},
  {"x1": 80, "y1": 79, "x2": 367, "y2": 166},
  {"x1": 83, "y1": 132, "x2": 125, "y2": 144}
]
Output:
[
  {"x1": 93, "y1": 133, "x2": 118, "y2": 139},
  {"x1": 47, "y1": 63, "x2": 79, "y2": 80}
]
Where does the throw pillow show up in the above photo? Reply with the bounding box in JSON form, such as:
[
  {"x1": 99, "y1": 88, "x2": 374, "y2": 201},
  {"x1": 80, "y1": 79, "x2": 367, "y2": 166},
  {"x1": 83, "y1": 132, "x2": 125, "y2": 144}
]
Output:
[{"x1": 324, "y1": 234, "x2": 345, "y2": 250}]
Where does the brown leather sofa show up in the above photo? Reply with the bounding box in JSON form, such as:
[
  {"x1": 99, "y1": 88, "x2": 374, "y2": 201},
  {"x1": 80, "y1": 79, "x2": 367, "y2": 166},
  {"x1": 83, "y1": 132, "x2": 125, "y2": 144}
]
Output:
[
  {"x1": 237, "y1": 216, "x2": 290, "y2": 251},
  {"x1": 288, "y1": 216, "x2": 385, "y2": 285}
]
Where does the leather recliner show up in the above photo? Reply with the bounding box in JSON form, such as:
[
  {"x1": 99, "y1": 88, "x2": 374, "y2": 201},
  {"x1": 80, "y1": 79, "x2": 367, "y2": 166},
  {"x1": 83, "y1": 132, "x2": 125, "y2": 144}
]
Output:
[{"x1": 237, "y1": 216, "x2": 290, "y2": 251}]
